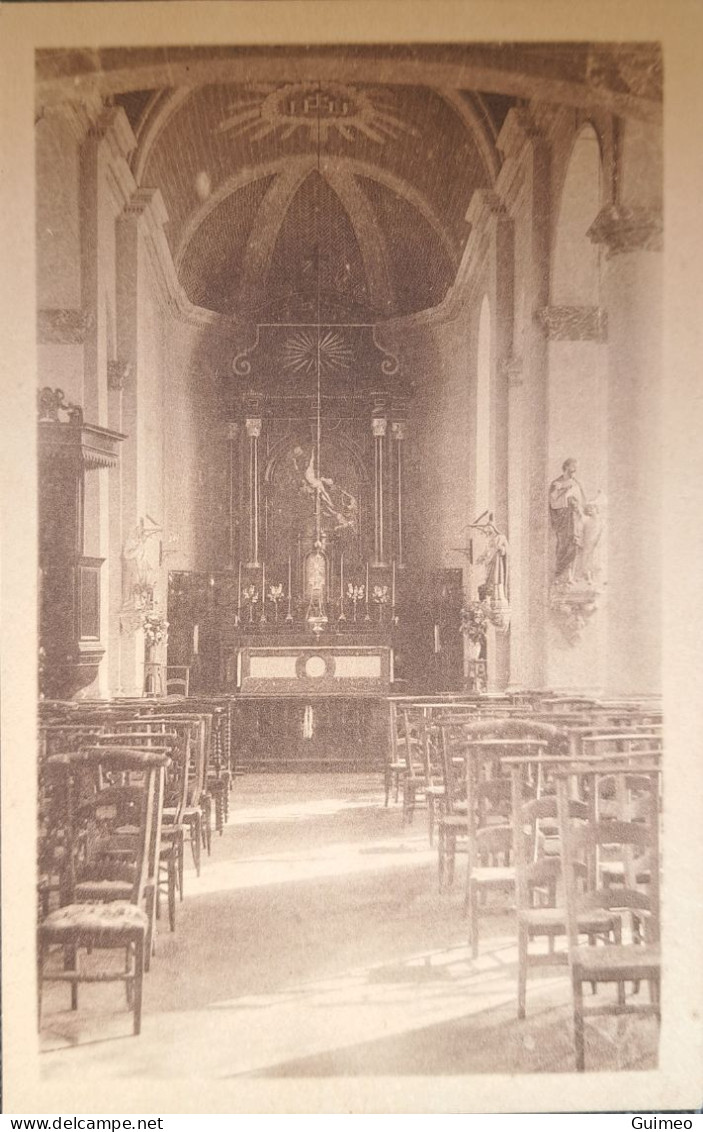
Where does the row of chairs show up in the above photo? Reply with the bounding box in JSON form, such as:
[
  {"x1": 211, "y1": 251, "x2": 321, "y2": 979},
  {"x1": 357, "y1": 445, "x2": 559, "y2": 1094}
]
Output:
[
  {"x1": 387, "y1": 700, "x2": 662, "y2": 1071},
  {"x1": 37, "y1": 699, "x2": 234, "y2": 1036}
]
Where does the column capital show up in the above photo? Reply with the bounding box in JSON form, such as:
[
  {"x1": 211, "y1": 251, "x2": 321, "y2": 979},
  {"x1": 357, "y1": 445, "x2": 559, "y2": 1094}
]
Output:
[
  {"x1": 90, "y1": 106, "x2": 137, "y2": 162},
  {"x1": 587, "y1": 204, "x2": 662, "y2": 256},
  {"x1": 42, "y1": 93, "x2": 104, "y2": 143},
  {"x1": 107, "y1": 360, "x2": 132, "y2": 391},
  {"x1": 536, "y1": 306, "x2": 608, "y2": 342},
  {"x1": 496, "y1": 108, "x2": 545, "y2": 163},
  {"x1": 122, "y1": 187, "x2": 169, "y2": 230},
  {"x1": 464, "y1": 188, "x2": 506, "y2": 228},
  {"x1": 245, "y1": 418, "x2": 262, "y2": 438}
]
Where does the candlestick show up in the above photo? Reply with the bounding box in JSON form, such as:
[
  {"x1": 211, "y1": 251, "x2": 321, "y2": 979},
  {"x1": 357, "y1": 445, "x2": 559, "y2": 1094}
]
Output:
[
  {"x1": 391, "y1": 559, "x2": 396, "y2": 609},
  {"x1": 338, "y1": 552, "x2": 346, "y2": 621},
  {"x1": 237, "y1": 562, "x2": 242, "y2": 611},
  {"x1": 286, "y1": 556, "x2": 293, "y2": 621},
  {"x1": 365, "y1": 562, "x2": 370, "y2": 621}
]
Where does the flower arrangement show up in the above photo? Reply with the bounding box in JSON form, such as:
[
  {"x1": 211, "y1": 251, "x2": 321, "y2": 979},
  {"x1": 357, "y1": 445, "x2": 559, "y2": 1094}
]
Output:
[
  {"x1": 372, "y1": 585, "x2": 390, "y2": 604},
  {"x1": 347, "y1": 583, "x2": 365, "y2": 602},
  {"x1": 143, "y1": 609, "x2": 169, "y2": 648},
  {"x1": 268, "y1": 583, "x2": 284, "y2": 622},
  {"x1": 459, "y1": 600, "x2": 489, "y2": 644}
]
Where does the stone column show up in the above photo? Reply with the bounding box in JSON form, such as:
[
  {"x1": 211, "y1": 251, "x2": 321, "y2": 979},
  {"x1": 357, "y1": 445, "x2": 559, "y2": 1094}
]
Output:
[
  {"x1": 502, "y1": 356, "x2": 526, "y2": 690},
  {"x1": 494, "y1": 109, "x2": 551, "y2": 690},
  {"x1": 245, "y1": 418, "x2": 262, "y2": 567},
  {"x1": 227, "y1": 421, "x2": 240, "y2": 570},
  {"x1": 390, "y1": 421, "x2": 406, "y2": 567},
  {"x1": 371, "y1": 416, "x2": 388, "y2": 565},
  {"x1": 588, "y1": 205, "x2": 663, "y2": 696},
  {"x1": 80, "y1": 107, "x2": 137, "y2": 696},
  {"x1": 115, "y1": 187, "x2": 169, "y2": 694}
]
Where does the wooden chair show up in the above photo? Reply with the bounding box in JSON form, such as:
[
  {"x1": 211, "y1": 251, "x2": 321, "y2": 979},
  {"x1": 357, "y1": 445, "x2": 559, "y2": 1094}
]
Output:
[
  {"x1": 399, "y1": 708, "x2": 428, "y2": 825},
  {"x1": 94, "y1": 728, "x2": 184, "y2": 933},
  {"x1": 37, "y1": 747, "x2": 168, "y2": 1036},
  {"x1": 436, "y1": 724, "x2": 470, "y2": 890},
  {"x1": 555, "y1": 764, "x2": 661, "y2": 1071},
  {"x1": 453, "y1": 719, "x2": 567, "y2": 957},
  {"x1": 385, "y1": 700, "x2": 409, "y2": 807},
  {"x1": 509, "y1": 759, "x2": 621, "y2": 1019},
  {"x1": 132, "y1": 712, "x2": 212, "y2": 872},
  {"x1": 166, "y1": 666, "x2": 190, "y2": 697}
]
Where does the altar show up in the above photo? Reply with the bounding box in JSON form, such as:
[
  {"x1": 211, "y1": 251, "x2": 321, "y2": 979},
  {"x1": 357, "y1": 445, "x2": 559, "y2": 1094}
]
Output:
[{"x1": 164, "y1": 319, "x2": 465, "y2": 767}]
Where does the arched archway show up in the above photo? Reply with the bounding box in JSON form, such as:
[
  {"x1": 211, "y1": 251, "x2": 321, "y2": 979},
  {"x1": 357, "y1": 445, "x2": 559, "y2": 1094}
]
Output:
[{"x1": 552, "y1": 123, "x2": 602, "y2": 305}]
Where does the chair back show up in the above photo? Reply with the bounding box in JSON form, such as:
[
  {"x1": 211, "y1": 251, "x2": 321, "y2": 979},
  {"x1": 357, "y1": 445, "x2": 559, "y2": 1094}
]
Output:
[
  {"x1": 556, "y1": 764, "x2": 661, "y2": 954},
  {"x1": 166, "y1": 666, "x2": 190, "y2": 697},
  {"x1": 108, "y1": 720, "x2": 191, "y2": 821},
  {"x1": 47, "y1": 747, "x2": 168, "y2": 909}
]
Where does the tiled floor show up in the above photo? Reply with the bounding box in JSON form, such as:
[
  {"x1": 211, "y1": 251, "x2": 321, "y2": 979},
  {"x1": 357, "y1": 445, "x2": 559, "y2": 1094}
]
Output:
[{"x1": 39, "y1": 774, "x2": 659, "y2": 1079}]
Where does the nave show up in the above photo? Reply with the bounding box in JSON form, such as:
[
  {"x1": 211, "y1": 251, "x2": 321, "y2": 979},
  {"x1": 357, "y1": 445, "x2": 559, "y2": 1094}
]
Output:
[{"x1": 30, "y1": 38, "x2": 668, "y2": 1101}]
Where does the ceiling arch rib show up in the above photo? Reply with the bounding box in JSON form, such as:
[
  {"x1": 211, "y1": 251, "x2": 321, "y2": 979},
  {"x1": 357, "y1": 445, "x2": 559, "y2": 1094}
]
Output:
[
  {"x1": 238, "y1": 158, "x2": 317, "y2": 312},
  {"x1": 177, "y1": 155, "x2": 455, "y2": 318},
  {"x1": 132, "y1": 86, "x2": 194, "y2": 183},
  {"x1": 37, "y1": 47, "x2": 662, "y2": 125},
  {"x1": 322, "y1": 165, "x2": 395, "y2": 313},
  {"x1": 434, "y1": 89, "x2": 500, "y2": 184},
  {"x1": 238, "y1": 162, "x2": 396, "y2": 316}
]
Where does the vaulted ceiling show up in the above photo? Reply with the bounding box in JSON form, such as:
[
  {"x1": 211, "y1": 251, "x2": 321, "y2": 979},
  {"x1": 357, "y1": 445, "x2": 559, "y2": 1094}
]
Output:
[{"x1": 37, "y1": 43, "x2": 662, "y2": 324}]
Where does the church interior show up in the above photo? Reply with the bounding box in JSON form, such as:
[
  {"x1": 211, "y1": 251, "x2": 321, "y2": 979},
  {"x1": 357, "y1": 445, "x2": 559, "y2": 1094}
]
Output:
[{"x1": 32, "y1": 41, "x2": 666, "y2": 1085}]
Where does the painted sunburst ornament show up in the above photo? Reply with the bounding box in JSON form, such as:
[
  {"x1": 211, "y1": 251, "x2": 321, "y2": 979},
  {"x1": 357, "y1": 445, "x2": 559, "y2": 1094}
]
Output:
[
  {"x1": 282, "y1": 330, "x2": 352, "y2": 375},
  {"x1": 215, "y1": 83, "x2": 415, "y2": 146}
]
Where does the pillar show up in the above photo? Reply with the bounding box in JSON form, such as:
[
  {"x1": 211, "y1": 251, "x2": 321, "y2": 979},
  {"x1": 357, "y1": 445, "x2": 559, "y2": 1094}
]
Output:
[
  {"x1": 372, "y1": 415, "x2": 387, "y2": 565},
  {"x1": 245, "y1": 417, "x2": 262, "y2": 567},
  {"x1": 391, "y1": 420, "x2": 406, "y2": 567}
]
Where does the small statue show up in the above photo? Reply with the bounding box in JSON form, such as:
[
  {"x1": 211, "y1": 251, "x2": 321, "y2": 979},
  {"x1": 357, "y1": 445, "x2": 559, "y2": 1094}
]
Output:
[
  {"x1": 549, "y1": 459, "x2": 604, "y2": 589},
  {"x1": 122, "y1": 516, "x2": 161, "y2": 608}
]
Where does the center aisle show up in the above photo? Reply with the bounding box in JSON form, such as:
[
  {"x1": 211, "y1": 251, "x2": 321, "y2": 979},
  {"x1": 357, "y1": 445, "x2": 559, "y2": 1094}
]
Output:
[{"x1": 39, "y1": 775, "x2": 657, "y2": 1078}]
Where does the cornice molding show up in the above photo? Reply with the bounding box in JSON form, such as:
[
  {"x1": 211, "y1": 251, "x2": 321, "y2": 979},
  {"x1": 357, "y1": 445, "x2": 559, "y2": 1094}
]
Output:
[
  {"x1": 587, "y1": 204, "x2": 662, "y2": 256},
  {"x1": 536, "y1": 305, "x2": 608, "y2": 342},
  {"x1": 37, "y1": 308, "x2": 91, "y2": 345}
]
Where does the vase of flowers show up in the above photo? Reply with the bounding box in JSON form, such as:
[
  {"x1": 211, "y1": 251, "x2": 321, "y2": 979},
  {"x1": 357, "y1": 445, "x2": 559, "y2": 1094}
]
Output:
[
  {"x1": 143, "y1": 609, "x2": 169, "y2": 663},
  {"x1": 460, "y1": 600, "x2": 488, "y2": 659},
  {"x1": 372, "y1": 584, "x2": 390, "y2": 623}
]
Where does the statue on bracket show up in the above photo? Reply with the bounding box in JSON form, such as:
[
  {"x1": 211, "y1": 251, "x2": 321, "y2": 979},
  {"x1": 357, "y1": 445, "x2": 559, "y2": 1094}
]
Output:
[
  {"x1": 548, "y1": 458, "x2": 605, "y2": 642},
  {"x1": 470, "y1": 512, "x2": 511, "y2": 632},
  {"x1": 120, "y1": 516, "x2": 162, "y2": 631}
]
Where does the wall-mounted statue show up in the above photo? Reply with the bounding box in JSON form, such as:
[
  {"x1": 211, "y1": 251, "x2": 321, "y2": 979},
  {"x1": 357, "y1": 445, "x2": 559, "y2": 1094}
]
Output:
[
  {"x1": 121, "y1": 516, "x2": 162, "y2": 610},
  {"x1": 549, "y1": 458, "x2": 605, "y2": 643},
  {"x1": 469, "y1": 511, "x2": 511, "y2": 632},
  {"x1": 549, "y1": 458, "x2": 604, "y2": 590}
]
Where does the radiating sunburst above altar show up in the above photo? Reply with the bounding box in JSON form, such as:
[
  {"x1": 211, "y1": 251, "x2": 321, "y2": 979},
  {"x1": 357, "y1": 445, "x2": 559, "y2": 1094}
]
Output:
[
  {"x1": 215, "y1": 83, "x2": 418, "y2": 146},
  {"x1": 282, "y1": 330, "x2": 353, "y2": 375}
]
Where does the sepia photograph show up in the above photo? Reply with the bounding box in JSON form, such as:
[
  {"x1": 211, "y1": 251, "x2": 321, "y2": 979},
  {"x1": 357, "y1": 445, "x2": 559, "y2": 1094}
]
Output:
[{"x1": 2, "y1": 0, "x2": 703, "y2": 1116}]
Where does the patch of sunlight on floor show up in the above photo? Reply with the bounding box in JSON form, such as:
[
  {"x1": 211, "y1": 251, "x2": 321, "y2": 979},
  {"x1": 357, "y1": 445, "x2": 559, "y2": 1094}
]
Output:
[
  {"x1": 231, "y1": 795, "x2": 385, "y2": 824},
  {"x1": 40, "y1": 936, "x2": 568, "y2": 1078},
  {"x1": 181, "y1": 834, "x2": 435, "y2": 895}
]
